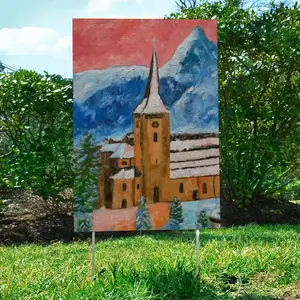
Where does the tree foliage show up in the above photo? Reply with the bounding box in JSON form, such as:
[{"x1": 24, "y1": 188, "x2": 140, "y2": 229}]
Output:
[
  {"x1": 0, "y1": 70, "x2": 73, "y2": 199},
  {"x1": 196, "y1": 209, "x2": 208, "y2": 228},
  {"x1": 74, "y1": 133, "x2": 100, "y2": 213},
  {"x1": 136, "y1": 196, "x2": 151, "y2": 230},
  {"x1": 170, "y1": 0, "x2": 300, "y2": 208},
  {"x1": 169, "y1": 197, "x2": 184, "y2": 229}
]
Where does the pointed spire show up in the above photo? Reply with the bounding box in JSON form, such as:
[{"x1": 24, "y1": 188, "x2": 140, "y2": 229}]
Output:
[
  {"x1": 149, "y1": 46, "x2": 159, "y2": 95},
  {"x1": 134, "y1": 38, "x2": 168, "y2": 115}
]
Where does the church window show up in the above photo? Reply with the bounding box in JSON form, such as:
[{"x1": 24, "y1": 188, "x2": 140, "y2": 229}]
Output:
[
  {"x1": 137, "y1": 184, "x2": 140, "y2": 189},
  {"x1": 122, "y1": 161, "x2": 127, "y2": 166},
  {"x1": 153, "y1": 132, "x2": 158, "y2": 142},
  {"x1": 136, "y1": 121, "x2": 139, "y2": 128},
  {"x1": 152, "y1": 121, "x2": 159, "y2": 128},
  {"x1": 121, "y1": 199, "x2": 127, "y2": 208},
  {"x1": 203, "y1": 183, "x2": 207, "y2": 194},
  {"x1": 179, "y1": 183, "x2": 184, "y2": 193},
  {"x1": 122, "y1": 183, "x2": 127, "y2": 191}
]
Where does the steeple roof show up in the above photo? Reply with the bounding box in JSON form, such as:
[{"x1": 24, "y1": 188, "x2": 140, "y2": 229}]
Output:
[{"x1": 134, "y1": 43, "x2": 168, "y2": 115}]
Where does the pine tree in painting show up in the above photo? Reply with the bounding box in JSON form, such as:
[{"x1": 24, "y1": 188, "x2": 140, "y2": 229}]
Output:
[
  {"x1": 74, "y1": 133, "x2": 100, "y2": 214},
  {"x1": 169, "y1": 197, "x2": 184, "y2": 229},
  {"x1": 136, "y1": 196, "x2": 151, "y2": 230},
  {"x1": 196, "y1": 209, "x2": 208, "y2": 228},
  {"x1": 76, "y1": 217, "x2": 91, "y2": 232}
]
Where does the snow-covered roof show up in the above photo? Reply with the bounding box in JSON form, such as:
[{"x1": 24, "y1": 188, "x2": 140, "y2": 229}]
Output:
[
  {"x1": 170, "y1": 165, "x2": 219, "y2": 179},
  {"x1": 134, "y1": 97, "x2": 147, "y2": 114},
  {"x1": 142, "y1": 94, "x2": 169, "y2": 114},
  {"x1": 209, "y1": 208, "x2": 220, "y2": 221},
  {"x1": 170, "y1": 157, "x2": 219, "y2": 170},
  {"x1": 110, "y1": 168, "x2": 135, "y2": 180},
  {"x1": 170, "y1": 149, "x2": 219, "y2": 162},
  {"x1": 127, "y1": 133, "x2": 134, "y2": 138},
  {"x1": 110, "y1": 143, "x2": 134, "y2": 159},
  {"x1": 100, "y1": 143, "x2": 121, "y2": 153},
  {"x1": 170, "y1": 138, "x2": 219, "y2": 152}
]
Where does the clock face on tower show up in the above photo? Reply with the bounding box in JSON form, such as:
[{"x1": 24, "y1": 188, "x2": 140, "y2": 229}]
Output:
[{"x1": 152, "y1": 121, "x2": 159, "y2": 128}]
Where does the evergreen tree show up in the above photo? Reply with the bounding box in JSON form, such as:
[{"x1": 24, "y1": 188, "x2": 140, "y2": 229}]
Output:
[
  {"x1": 136, "y1": 196, "x2": 151, "y2": 230},
  {"x1": 74, "y1": 133, "x2": 100, "y2": 215},
  {"x1": 169, "y1": 197, "x2": 184, "y2": 229},
  {"x1": 76, "y1": 217, "x2": 91, "y2": 232},
  {"x1": 196, "y1": 209, "x2": 208, "y2": 229}
]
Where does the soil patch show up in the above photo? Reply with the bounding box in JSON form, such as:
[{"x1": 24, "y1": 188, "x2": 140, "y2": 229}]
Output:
[
  {"x1": 1, "y1": 189, "x2": 299, "y2": 245},
  {"x1": 221, "y1": 197, "x2": 300, "y2": 227}
]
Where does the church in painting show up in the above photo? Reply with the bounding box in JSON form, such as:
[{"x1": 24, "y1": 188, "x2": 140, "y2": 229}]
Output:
[{"x1": 98, "y1": 46, "x2": 220, "y2": 210}]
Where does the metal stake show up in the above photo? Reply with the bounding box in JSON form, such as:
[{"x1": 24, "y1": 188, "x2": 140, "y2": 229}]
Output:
[
  {"x1": 195, "y1": 229, "x2": 200, "y2": 278},
  {"x1": 91, "y1": 231, "x2": 95, "y2": 279}
]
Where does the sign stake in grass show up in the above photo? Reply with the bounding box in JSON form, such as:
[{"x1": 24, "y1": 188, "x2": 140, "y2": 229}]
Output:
[
  {"x1": 195, "y1": 229, "x2": 200, "y2": 278},
  {"x1": 91, "y1": 231, "x2": 95, "y2": 279}
]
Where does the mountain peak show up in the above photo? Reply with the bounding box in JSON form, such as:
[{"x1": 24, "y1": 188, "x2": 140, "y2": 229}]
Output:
[
  {"x1": 191, "y1": 26, "x2": 208, "y2": 39},
  {"x1": 160, "y1": 25, "x2": 217, "y2": 77}
]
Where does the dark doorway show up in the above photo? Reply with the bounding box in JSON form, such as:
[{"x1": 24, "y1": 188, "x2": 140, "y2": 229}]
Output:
[
  {"x1": 203, "y1": 183, "x2": 207, "y2": 194},
  {"x1": 193, "y1": 190, "x2": 198, "y2": 200},
  {"x1": 153, "y1": 186, "x2": 159, "y2": 203},
  {"x1": 121, "y1": 199, "x2": 127, "y2": 208}
]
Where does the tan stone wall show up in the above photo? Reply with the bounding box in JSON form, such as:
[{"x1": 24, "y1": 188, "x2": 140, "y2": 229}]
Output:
[
  {"x1": 197, "y1": 176, "x2": 215, "y2": 199},
  {"x1": 112, "y1": 178, "x2": 134, "y2": 209},
  {"x1": 169, "y1": 177, "x2": 198, "y2": 202},
  {"x1": 98, "y1": 176, "x2": 105, "y2": 208},
  {"x1": 133, "y1": 116, "x2": 142, "y2": 172},
  {"x1": 141, "y1": 113, "x2": 170, "y2": 203},
  {"x1": 133, "y1": 177, "x2": 143, "y2": 207},
  {"x1": 213, "y1": 175, "x2": 220, "y2": 197}
]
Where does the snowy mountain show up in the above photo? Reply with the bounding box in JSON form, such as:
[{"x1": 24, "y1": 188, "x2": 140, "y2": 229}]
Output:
[{"x1": 74, "y1": 26, "x2": 218, "y2": 147}]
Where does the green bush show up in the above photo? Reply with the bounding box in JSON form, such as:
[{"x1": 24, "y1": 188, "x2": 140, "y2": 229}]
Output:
[{"x1": 0, "y1": 70, "x2": 73, "y2": 199}]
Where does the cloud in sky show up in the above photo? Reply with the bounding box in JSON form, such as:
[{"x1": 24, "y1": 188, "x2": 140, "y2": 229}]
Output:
[
  {"x1": 87, "y1": 0, "x2": 125, "y2": 13},
  {"x1": 0, "y1": 27, "x2": 71, "y2": 56},
  {"x1": 86, "y1": 0, "x2": 144, "y2": 15},
  {"x1": 0, "y1": 0, "x2": 173, "y2": 76}
]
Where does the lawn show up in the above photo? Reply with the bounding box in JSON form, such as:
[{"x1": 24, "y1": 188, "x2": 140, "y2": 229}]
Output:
[{"x1": 1, "y1": 225, "x2": 299, "y2": 299}]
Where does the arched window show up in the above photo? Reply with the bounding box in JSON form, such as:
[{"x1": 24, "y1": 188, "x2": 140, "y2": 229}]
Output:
[
  {"x1": 137, "y1": 184, "x2": 140, "y2": 190},
  {"x1": 122, "y1": 183, "x2": 127, "y2": 191},
  {"x1": 153, "y1": 186, "x2": 159, "y2": 203},
  {"x1": 179, "y1": 183, "x2": 184, "y2": 193},
  {"x1": 121, "y1": 199, "x2": 127, "y2": 208},
  {"x1": 153, "y1": 132, "x2": 158, "y2": 142},
  {"x1": 136, "y1": 121, "x2": 139, "y2": 128},
  {"x1": 202, "y1": 183, "x2": 207, "y2": 194}
]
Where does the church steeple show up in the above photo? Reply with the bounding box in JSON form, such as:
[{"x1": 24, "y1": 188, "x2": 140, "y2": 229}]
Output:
[{"x1": 134, "y1": 40, "x2": 168, "y2": 115}]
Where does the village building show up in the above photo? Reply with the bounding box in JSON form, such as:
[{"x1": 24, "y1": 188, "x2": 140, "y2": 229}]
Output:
[{"x1": 98, "y1": 46, "x2": 220, "y2": 209}]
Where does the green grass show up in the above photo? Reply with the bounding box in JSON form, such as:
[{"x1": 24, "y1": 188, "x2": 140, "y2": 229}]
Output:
[{"x1": 1, "y1": 225, "x2": 300, "y2": 299}]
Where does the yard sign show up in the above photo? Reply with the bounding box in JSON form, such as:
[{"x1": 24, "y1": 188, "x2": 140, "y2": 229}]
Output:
[{"x1": 73, "y1": 19, "x2": 220, "y2": 232}]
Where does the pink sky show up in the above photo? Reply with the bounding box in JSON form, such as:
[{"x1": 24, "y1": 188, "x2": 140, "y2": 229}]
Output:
[{"x1": 73, "y1": 19, "x2": 217, "y2": 73}]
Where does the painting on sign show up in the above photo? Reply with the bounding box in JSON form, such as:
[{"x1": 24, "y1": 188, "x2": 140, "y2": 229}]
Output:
[{"x1": 73, "y1": 19, "x2": 220, "y2": 232}]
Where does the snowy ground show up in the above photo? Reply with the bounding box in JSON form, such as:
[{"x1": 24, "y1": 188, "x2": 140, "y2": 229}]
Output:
[{"x1": 162, "y1": 198, "x2": 220, "y2": 230}]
